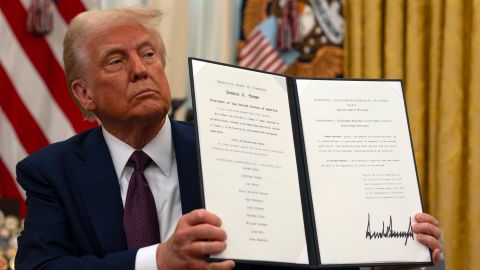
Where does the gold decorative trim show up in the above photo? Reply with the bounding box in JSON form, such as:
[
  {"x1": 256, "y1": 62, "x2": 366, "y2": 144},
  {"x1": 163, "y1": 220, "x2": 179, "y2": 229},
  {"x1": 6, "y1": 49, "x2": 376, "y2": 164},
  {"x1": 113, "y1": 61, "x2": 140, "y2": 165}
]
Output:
[{"x1": 242, "y1": 0, "x2": 271, "y2": 37}]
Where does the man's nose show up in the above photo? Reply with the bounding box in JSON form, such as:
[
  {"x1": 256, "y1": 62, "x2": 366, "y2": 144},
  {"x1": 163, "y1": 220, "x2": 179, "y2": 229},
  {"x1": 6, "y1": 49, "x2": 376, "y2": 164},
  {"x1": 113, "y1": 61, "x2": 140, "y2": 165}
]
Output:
[{"x1": 129, "y1": 54, "x2": 148, "y2": 82}]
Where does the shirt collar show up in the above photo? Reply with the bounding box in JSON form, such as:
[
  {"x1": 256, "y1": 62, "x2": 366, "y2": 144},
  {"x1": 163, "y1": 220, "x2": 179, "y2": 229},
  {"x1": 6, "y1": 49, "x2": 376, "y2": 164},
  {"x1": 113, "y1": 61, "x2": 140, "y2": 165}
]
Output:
[{"x1": 102, "y1": 118, "x2": 174, "y2": 179}]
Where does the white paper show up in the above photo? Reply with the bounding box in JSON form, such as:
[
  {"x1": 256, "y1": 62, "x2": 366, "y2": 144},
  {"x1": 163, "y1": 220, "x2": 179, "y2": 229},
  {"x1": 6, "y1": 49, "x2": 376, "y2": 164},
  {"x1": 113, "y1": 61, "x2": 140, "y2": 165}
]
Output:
[
  {"x1": 296, "y1": 79, "x2": 431, "y2": 264},
  {"x1": 192, "y1": 60, "x2": 308, "y2": 264}
]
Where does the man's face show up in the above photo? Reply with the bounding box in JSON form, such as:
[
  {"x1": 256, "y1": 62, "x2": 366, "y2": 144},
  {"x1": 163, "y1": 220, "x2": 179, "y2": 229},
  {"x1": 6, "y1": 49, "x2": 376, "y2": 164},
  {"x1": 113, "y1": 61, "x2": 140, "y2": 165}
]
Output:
[{"x1": 78, "y1": 23, "x2": 171, "y2": 125}]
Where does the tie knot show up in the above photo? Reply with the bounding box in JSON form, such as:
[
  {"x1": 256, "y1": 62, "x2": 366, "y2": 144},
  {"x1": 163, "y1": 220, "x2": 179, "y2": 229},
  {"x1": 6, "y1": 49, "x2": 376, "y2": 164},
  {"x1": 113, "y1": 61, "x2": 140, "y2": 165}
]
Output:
[{"x1": 128, "y1": 151, "x2": 152, "y2": 172}]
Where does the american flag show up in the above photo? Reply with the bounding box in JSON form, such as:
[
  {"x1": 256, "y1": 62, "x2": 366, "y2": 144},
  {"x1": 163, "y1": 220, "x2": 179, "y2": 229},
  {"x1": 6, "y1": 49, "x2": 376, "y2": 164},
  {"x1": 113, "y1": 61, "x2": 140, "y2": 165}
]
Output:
[
  {"x1": 239, "y1": 27, "x2": 286, "y2": 73},
  {"x1": 239, "y1": 16, "x2": 299, "y2": 74},
  {"x1": 239, "y1": 17, "x2": 297, "y2": 74},
  {"x1": 0, "y1": 0, "x2": 98, "y2": 217}
]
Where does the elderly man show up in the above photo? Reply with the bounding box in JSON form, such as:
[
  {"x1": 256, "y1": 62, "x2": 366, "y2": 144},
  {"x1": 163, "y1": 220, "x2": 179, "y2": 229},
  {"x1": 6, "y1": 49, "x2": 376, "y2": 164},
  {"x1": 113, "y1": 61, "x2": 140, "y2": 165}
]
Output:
[{"x1": 15, "y1": 6, "x2": 442, "y2": 270}]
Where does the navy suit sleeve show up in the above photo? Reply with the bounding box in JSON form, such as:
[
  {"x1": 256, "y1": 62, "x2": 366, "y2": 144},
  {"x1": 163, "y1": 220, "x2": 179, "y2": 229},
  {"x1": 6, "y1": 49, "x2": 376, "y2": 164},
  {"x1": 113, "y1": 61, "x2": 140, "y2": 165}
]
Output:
[{"x1": 15, "y1": 159, "x2": 137, "y2": 270}]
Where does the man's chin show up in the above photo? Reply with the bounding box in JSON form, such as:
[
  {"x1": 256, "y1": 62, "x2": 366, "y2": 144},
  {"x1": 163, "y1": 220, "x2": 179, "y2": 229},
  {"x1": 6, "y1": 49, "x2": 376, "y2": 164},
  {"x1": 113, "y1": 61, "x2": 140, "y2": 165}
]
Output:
[{"x1": 131, "y1": 106, "x2": 169, "y2": 122}]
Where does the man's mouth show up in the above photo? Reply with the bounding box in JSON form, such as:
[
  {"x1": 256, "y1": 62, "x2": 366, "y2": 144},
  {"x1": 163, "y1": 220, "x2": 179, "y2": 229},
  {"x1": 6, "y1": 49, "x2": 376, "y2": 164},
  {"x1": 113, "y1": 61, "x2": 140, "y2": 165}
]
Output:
[{"x1": 133, "y1": 88, "x2": 157, "y2": 99}]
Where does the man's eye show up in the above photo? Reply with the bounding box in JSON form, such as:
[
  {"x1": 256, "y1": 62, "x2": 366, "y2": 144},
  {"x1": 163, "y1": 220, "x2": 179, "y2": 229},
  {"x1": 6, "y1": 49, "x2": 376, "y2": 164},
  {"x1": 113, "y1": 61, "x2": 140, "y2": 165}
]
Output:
[
  {"x1": 142, "y1": 51, "x2": 155, "y2": 58},
  {"x1": 108, "y1": 59, "x2": 122, "y2": 65}
]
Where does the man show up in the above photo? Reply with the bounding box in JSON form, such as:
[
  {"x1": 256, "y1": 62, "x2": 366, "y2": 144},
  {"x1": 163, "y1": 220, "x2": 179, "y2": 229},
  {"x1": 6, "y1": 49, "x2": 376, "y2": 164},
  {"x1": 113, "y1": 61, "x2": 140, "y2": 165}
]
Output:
[{"x1": 15, "y1": 6, "x2": 442, "y2": 270}]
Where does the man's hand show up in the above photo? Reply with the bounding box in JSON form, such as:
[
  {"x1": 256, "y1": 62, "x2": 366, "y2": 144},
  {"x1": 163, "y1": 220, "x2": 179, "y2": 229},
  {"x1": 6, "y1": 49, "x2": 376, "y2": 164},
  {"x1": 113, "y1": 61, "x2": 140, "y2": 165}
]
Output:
[
  {"x1": 374, "y1": 213, "x2": 443, "y2": 270},
  {"x1": 156, "y1": 209, "x2": 235, "y2": 270},
  {"x1": 412, "y1": 213, "x2": 442, "y2": 265}
]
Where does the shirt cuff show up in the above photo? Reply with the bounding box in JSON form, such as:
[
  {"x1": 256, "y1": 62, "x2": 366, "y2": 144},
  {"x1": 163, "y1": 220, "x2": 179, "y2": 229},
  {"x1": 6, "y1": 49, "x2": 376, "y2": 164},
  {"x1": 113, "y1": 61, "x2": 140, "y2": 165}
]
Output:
[{"x1": 135, "y1": 244, "x2": 159, "y2": 270}]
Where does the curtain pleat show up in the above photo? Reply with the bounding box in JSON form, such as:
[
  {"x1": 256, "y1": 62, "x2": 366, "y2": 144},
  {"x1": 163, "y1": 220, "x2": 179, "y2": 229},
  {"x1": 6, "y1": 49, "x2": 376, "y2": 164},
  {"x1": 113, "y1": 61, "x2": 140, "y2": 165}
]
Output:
[
  {"x1": 344, "y1": 0, "x2": 480, "y2": 268},
  {"x1": 466, "y1": 0, "x2": 480, "y2": 267}
]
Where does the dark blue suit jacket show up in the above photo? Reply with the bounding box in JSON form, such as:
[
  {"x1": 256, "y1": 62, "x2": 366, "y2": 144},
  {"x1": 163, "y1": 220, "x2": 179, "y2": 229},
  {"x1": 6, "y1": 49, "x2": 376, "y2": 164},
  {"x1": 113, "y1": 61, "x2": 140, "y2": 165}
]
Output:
[
  {"x1": 15, "y1": 121, "x2": 202, "y2": 269},
  {"x1": 15, "y1": 120, "x2": 357, "y2": 270}
]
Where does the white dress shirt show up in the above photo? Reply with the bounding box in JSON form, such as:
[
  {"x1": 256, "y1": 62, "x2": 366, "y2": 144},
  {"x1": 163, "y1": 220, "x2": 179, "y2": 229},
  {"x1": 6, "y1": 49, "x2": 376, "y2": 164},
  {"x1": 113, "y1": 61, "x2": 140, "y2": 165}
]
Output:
[{"x1": 102, "y1": 118, "x2": 182, "y2": 270}]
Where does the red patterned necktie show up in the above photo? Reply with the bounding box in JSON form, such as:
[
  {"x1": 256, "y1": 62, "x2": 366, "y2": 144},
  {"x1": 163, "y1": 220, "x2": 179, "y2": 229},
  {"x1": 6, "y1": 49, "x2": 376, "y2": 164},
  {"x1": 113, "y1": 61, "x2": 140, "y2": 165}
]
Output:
[{"x1": 123, "y1": 150, "x2": 160, "y2": 249}]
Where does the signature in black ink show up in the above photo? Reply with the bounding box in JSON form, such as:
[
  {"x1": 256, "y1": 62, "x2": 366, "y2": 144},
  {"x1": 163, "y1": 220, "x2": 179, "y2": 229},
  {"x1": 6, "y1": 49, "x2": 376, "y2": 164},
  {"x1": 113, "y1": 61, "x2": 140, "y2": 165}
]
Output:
[{"x1": 365, "y1": 213, "x2": 414, "y2": 246}]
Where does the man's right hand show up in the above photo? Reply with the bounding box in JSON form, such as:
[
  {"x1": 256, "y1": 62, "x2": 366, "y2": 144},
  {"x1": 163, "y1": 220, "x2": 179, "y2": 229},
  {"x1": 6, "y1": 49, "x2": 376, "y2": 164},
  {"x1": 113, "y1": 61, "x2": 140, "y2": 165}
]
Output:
[{"x1": 156, "y1": 209, "x2": 235, "y2": 270}]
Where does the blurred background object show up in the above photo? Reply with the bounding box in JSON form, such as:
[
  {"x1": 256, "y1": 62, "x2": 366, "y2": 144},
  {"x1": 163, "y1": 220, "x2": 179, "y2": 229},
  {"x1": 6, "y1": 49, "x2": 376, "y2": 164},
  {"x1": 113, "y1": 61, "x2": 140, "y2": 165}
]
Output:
[
  {"x1": 0, "y1": 209, "x2": 20, "y2": 270},
  {"x1": 238, "y1": 0, "x2": 344, "y2": 77}
]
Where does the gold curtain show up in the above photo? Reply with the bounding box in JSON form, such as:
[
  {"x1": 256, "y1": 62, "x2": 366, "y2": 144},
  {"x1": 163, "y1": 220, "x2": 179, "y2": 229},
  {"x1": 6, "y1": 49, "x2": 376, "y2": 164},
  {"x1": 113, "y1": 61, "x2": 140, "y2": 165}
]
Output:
[{"x1": 344, "y1": 0, "x2": 480, "y2": 269}]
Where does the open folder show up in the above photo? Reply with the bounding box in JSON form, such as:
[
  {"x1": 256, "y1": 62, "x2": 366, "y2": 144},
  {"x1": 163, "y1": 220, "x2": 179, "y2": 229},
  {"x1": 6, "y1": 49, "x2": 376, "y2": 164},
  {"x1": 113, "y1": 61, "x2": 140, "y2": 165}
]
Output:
[{"x1": 189, "y1": 58, "x2": 432, "y2": 268}]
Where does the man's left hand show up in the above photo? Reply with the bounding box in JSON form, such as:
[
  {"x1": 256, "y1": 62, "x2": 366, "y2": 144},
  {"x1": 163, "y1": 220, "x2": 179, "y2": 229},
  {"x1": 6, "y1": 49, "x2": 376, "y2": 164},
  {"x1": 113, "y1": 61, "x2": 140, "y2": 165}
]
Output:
[
  {"x1": 374, "y1": 212, "x2": 443, "y2": 270},
  {"x1": 412, "y1": 213, "x2": 442, "y2": 264}
]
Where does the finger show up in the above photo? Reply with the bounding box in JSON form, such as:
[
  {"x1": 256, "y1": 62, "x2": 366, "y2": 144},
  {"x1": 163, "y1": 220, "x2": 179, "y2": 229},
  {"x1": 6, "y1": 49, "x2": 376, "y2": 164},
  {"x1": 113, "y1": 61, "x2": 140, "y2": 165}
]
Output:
[
  {"x1": 412, "y1": 222, "x2": 441, "y2": 239},
  {"x1": 208, "y1": 260, "x2": 235, "y2": 270},
  {"x1": 185, "y1": 223, "x2": 227, "y2": 242},
  {"x1": 172, "y1": 224, "x2": 226, "y2": 248},
  {"x1": 184, "y1": 209, "x2": 222, "y2": 226},
  {"x1": 188, "y1": 240, "x2": 227, "y2": 256},
  {"x1": 156, "y1": 242, "x2": 209, "y2": 270},
  {"x1": 415, "y1": 213, "x2": 440, "y2": 227},
  {"x1": 432, "y1": 248, "x2": 442, "y2": 265},
  {"x1": 416, "y1": 233, "x2": 442, "y2": 251}
]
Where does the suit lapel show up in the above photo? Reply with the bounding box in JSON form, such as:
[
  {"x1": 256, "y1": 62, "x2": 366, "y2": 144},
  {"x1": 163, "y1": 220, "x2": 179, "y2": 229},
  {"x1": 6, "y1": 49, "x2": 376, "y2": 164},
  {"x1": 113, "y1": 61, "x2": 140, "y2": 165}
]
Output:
[
  {"x1": 71, "y1": 121, "x2": 201, "y2": 253},
  {"x1": 171, "y1": 120, "x2": 202, "y2": 214},
  {"x1": 72, "y1": 128, "x2": 128, "y2": 253}
]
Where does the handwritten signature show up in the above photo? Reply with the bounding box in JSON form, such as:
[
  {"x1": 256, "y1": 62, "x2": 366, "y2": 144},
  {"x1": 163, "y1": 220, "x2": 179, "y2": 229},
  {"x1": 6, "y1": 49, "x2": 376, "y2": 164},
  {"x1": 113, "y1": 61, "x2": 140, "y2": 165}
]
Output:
[{"x1": 365, "y1": 213, "x2": 414, "y2": 246}]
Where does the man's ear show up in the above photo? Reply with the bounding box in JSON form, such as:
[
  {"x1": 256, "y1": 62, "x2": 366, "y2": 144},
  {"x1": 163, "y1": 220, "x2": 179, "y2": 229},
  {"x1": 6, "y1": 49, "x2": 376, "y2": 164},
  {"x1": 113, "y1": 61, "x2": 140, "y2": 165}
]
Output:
[{"x1": 71, "y1": 80, "x2": 96, "y2": 111}]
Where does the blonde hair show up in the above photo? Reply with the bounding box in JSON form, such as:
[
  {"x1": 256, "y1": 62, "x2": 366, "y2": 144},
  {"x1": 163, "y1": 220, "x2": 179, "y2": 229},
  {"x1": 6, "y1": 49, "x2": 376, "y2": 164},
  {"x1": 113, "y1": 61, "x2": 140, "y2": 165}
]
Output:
[{"x1": 63, "y1": 6, "x2": 166, "y2": 121}]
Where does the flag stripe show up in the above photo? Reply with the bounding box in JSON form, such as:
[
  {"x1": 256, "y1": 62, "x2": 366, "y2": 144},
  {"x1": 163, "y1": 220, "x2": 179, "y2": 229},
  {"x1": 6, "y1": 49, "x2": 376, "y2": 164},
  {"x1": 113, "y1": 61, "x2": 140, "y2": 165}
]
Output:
[
  {"x1": 239, "y1": 38, "x2": 270, "y2": 67},
  {"x1": 19, "y1": 0, "x2": 69, "y2": 68},
  {"x1": 0, "y1": 64, "x2": 49, "y2": 153},
  {"x1": 0, "y1": 0, "x2": 95, "y2": 133},
  {"x1": 0, "y1": 11, "x2": 76, "y2": 143},
  {"x1": 265, "y1": 57, "x2": 284, "y2": 72},
  {"x1": 0, "y1": 158, "x2": 23, "y2": 201},
  {"x1": 239, "y1": 35, "x2": 267, "y2": 65},
  {"x1": 243, "y1": 41, "x2": 271, "y2": 68},
  {"x1": 0, "y1": 108, "x2": 27, "y2": 200},
  {"x1": 1, "y1": 0, "x2": 95, "y2": 218},
  {"x1": 257, "y1": 52, "x2": 281, "y2": 71},
  {"x1": 54, "y1": 0, "x2": 86, "y2": 23},
  {"x1": 264, "y1": 55, "x2": 282, "y2": 71},
  {"x1": 239, "y1": 30, "x2": 261, "y2": 58},
  {"x1": 44, "y1": 8, "x2": 67, "y2": 68},
  {"x1": 250, "y1": 45, "x2": 275, "y2": 69},
  {"x1": 271, "y1": 60, "x2": 286, "y2": 73},
  {"x1": 239, "y1": 26, "x2": 288, "y2": 74}
]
